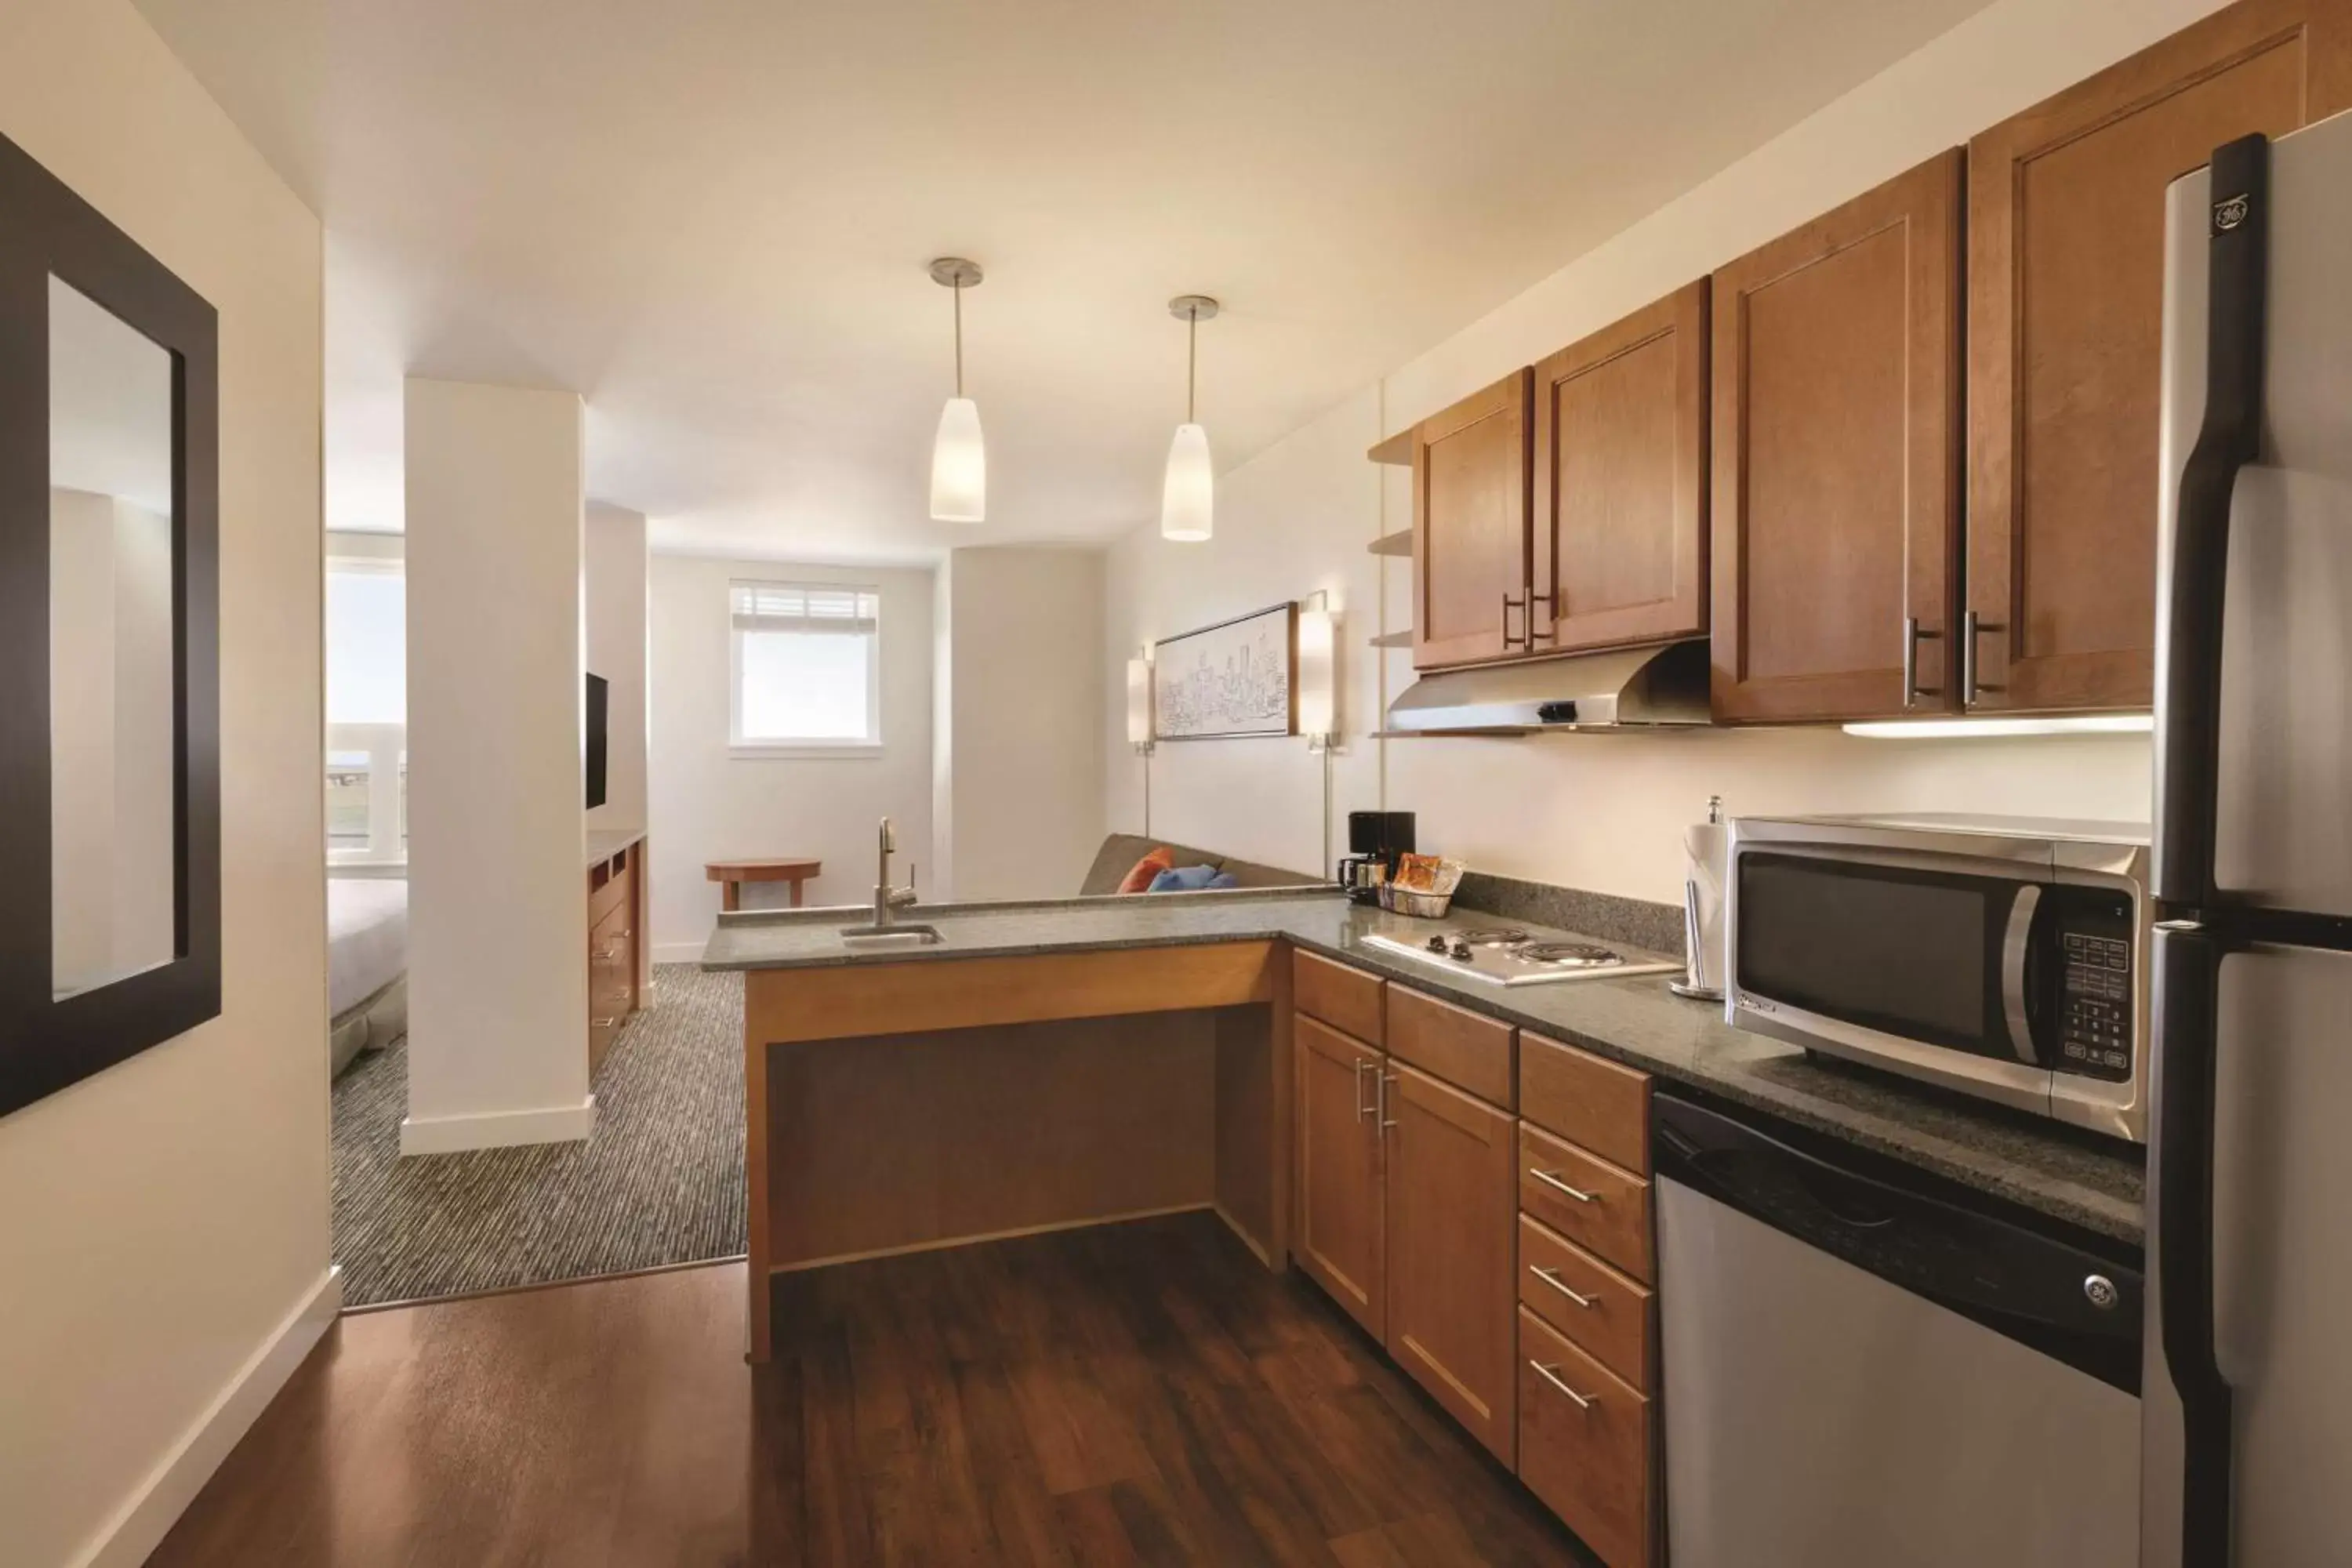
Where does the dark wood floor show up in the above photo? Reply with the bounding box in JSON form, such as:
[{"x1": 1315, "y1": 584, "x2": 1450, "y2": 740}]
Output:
[{"x1": 149, "y1": 1212, "x2": 1594, "y2": 1566}]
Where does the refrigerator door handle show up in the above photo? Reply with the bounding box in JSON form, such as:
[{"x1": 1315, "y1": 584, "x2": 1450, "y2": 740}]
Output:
[
  {"x1": 2154, "y1": 132, "x2": 2270, "y2": 909},
  {"x1": 2155, "y1": 922, "x2": 2234, "y2": 1566}
]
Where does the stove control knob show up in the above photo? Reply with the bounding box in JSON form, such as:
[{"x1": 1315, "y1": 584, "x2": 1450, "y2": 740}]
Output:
[
  {"x1": 1426, "y1": 935, "x2": 1450, "y2": 953},
  {"x1": 2083, "y1": 1275, "x2": 2118, "y2": 1311},
  {"x1": 1447, "y1": 938, "x2": 1473, "y2": 960}
]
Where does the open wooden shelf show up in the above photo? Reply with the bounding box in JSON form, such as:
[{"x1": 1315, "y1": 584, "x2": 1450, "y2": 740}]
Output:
[
  {"x1": 1367, "y1": 430, "x2": 1413, "y2": 466},
  {"x1": 1369, "y1": 629, "x2": 1414, "y2": 649},
  {"x1": 1368, "y1": 529, "x2": 1413, "y2": 558}
]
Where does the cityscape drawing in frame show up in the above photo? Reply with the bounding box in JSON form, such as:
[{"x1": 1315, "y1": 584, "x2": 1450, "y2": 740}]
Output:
[{"x1": 1153, "y1": 601, "x2": 1298, "y2": 740}]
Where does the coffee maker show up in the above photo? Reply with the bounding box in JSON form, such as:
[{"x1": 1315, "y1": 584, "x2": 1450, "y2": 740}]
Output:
[{"x1": 1338, "y1": 811, "x2": 1416, "y2": 904}]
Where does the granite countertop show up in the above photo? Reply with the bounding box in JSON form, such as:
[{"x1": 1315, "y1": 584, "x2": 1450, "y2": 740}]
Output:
[
  {"x1": 703, "y1": 888, "x2": 2145, "y2": 1245},
  {"x1": 585, "y1": 826, "x2": 647, "y2": 869}
]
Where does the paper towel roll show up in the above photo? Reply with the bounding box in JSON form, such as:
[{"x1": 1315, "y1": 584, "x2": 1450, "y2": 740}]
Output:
[{"x1": 1679, "y1": 820, "x2": 1730, "y2": 997}]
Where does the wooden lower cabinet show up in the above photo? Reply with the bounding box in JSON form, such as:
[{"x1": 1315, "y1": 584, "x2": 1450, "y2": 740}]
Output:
[
  {"x1": 1294, "y1": 982, "x2": 1660, "y2": 1563},
  {"x1": 588, "y1": 902, "x2": 634, "y2": 1076},
  {"x1": 1519, "y1": 1306, "x2": 1653, "y2": 1568},
  {"x1": 586, "y1": 840, "x2": 644, "y2": 1078},
  {"x1": 1383, "y1": 1062, "x2": 1518, "y2": 1464},
  {"x1": 1519, "y1": 1213, "x2": 1651, "y2": 1391},
  {"x1": 1519, "y1": 1120, "x2": 1653, "y2": 1283},
  {"x1": 1295, "y1": 1014, "x2": 1386, "y2": 1338}
]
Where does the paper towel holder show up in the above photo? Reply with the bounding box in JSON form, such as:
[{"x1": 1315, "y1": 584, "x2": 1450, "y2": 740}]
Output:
[{"x1": 1668, "y1": 795, "x2": 1726, "y2": 1001}]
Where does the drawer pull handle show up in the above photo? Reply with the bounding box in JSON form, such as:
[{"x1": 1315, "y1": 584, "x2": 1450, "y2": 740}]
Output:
[
  {"x1": 592, "y1": 945, "x2": 622, "y2": 961},
  {"x1": 591, "y1": 1014, "x2": 626, "y2": 1029},
  {"x1": 1530, "y1": 1168, "x2": 1596, "y2": 1203},
  {"x1": 1530, "y1": 1360, "x2": 1595, "y2": 1410},
  {"x1": 1355, "y1": 1058, "x2": 1376, "y2": 1121},
  {"x1": 1530, "y1": 1265, "x2": 1595, "y2": 1308}
]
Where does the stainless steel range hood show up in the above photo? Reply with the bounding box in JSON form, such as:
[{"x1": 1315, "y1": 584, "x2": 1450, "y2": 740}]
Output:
[{"x1": 1382, "y1": 638, "x2": 1711, "y2": 734}]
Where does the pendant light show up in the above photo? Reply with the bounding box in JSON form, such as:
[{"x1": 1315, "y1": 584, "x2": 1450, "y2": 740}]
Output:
[
  {"x1": 928, "y1": 257, "x2": 985, "y2": 523},
  {"x1": 1161, "y1": 294, "x2": 1218, "y2": 542}
]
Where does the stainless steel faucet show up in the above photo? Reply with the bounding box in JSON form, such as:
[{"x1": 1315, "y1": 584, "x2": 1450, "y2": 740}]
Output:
[{"x1": 871, "y1": 817, "x2": 917, "y2": 928}]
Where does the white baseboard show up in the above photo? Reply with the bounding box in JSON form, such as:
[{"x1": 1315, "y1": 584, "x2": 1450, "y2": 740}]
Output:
[
  {"x1": 652, "y1": 941, "x2": 708, "y2": 964},
  {"x1": 76, "y1": 1265, "x2": 343, "y2": 1568},
  {"x1": 399, "y1": 1094, "x2": 596, "y2": 1156}
]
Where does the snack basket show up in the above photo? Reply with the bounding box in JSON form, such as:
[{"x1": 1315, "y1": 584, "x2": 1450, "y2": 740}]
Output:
[{"x1": 1377, "y1": 855, "x2": 1465, "y2": 919}]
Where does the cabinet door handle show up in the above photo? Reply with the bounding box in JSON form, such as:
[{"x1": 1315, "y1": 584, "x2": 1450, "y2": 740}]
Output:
[
  {"x1": 1530, "y1": 1168, "x2": 1596, "y2": 1203},
  {"x1": 1526, "y1": 590, "x2": 1557, "y2": 644},
  {"x1": 1380, "y1": 1072, "x2": 1400, "y2": 1130},
  {"x1": 1963, "y1": 609, "x2": 2005, "y2": 703},
  {"x1": 1902, "y1": 615, "x2": 1943, "y2": 706},
  {"x1": 1530, "y1": 1360, "x2": 1596, "y2": 1410},
  {"x1": 1501, "y1": 590, "x2": 1525, "y2": 652},
  {"x1": 1354, "y1": 1057, "x2": 1375, "y2": 1121},
  {"x1": 1530, "y1": 1265, "x2": 1596, "y2": 1308},
  {"x1": 591, "y1": 1014, "x2": 625, "y2": 1029}
]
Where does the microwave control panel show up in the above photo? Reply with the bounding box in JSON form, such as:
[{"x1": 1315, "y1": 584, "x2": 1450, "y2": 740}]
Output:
[{"x1": 2053, "y1": 891, "x2": 2136, "y2": 1082}]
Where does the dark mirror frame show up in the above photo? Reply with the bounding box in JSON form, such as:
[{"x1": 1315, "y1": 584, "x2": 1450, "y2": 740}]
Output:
[{"x1": 0, "y1": 131, "x2": 221, "y2": 1120}]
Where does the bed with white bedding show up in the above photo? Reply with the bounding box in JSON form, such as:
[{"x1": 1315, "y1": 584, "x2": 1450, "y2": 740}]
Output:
[{"x1": 328, "y1": 877, "x2": 408, "y2": 1076}]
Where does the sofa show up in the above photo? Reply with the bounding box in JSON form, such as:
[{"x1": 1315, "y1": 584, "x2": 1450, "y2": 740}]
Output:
[{"x1": 1079, "y1": 833, "x2": 1327, "y2": 898}]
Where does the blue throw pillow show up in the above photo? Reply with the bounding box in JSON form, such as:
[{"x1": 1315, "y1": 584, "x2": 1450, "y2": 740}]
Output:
[
  {"x1": 1207, "y1": 871, "x2": 1240, "y2": 889},
  {"x1": 1147, "y1": 864, "x2": 1221, "y2": 893}
]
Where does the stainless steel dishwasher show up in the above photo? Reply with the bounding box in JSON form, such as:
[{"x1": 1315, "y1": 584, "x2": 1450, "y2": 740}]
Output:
[{"x1": 1653, "y1": 1090, "x2": 2143, "y2": 1568}]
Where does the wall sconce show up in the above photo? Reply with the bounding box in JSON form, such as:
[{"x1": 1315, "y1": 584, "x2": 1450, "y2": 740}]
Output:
[
  {"x1": 1298, "y1": 605, "x2": 1337, "y2": 749},
  {"x1": 1126, "y1": 655, "x2": 1155, "y2": 754}
]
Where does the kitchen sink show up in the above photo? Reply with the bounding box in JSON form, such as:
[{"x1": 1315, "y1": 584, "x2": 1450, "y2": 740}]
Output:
[{"x1": 838, "y1": 924, "x2": 945, "y2": 951}]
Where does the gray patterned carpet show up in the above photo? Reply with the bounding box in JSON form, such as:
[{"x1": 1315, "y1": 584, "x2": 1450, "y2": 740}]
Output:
[{"x1": 331, "y1": 964, "x2": 747, "y2": 1307}]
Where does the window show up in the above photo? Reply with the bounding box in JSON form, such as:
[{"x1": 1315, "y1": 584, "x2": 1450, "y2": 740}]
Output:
[
  {"x1": 729, "y1": 580, "x2": 881, "y2": 752},
  {"x1": 325, "y1": 557, "x2": 407, "y2": 861}
]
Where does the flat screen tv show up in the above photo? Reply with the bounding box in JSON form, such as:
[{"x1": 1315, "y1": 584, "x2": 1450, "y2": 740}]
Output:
[{"x1": 585, "y1": 671, "x2": 608, "y2": 810}]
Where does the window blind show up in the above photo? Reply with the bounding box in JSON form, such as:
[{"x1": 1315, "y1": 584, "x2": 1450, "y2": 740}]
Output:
[{"x1": 730, "y1": 581, "x2": 880, "y2": 635}]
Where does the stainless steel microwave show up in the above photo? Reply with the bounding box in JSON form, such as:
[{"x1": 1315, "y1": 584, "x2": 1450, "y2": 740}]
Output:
[{"x1": 1724, "y1": 814, "x2": 2150, "y2": 1142}]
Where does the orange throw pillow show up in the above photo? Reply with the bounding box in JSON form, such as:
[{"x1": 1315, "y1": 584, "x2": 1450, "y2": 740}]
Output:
[{"x1": 1116, "y1": 846, "x2": 1175, "y2": 895}]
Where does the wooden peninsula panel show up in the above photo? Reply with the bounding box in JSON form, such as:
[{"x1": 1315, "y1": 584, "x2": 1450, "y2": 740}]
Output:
[
  {"x1": 743, "y1": 941, "x2": 1290, "y2": 1361},
  {"x1": 766, "y1": 1014, "x2": 1219, "y2": 1268}
]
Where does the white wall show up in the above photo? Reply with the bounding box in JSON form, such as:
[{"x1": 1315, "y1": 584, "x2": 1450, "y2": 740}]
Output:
[
  {"x1": 403, "y1": 379, "x2": 592, "y2": 1153},
  {"x1": 584, "y1": 502, "x2": 649, "y2": 831},
  {"x1": 935, "y1": 547, "x2": 1107, "y2": 902},
  {"x1": 0, "y1": 2, "x2": 332, "y2": 1563},
  {"x1": 1106, "y1": 0, "x2": 2230, "y2": 903},
  {"x1": 648, "y1": 555, "x2": 935, "y2": 958}
]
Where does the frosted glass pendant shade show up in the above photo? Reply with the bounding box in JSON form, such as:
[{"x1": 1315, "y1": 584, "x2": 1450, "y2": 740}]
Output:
[
  {"x1": 1160, "y1": 421, "x2": 1213, "y2": 542},
  {"x1": 930, "y1": 395, "x2": 985, "y2": 523}
]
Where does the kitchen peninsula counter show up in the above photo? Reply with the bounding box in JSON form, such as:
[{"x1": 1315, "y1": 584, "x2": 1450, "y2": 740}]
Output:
[
  {"x1": 709, "y1": 888, "x2": 2143, "y2": 1245},
  {"x1": 714, "y1": 888, "x2": 2142, "y2": 1359}
]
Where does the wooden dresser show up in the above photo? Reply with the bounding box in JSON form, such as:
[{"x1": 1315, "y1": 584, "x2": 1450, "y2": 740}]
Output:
[{"x1": 586, "y1": 834, "x2": 647, "y2": 1076}]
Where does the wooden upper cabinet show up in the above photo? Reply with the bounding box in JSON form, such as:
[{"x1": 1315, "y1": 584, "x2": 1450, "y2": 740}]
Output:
[
  {"x1": 1413, "y1": 369, "x2": 1534, "y2": 669},
  {"x1": 1532, "y1": 280, "x2": 1709, "y2": 654},
  {"x1": 1967, "y1": 0, "x2": 2352, "y2": 712},
  {"x1": 1709, "y1": 150, "x2": 1964, "y2": 723}
]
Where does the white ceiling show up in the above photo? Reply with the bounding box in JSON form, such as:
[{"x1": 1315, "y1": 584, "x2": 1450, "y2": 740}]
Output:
[{"x1": 132, "y1": 0, "x2": 1991, "y2": 561}]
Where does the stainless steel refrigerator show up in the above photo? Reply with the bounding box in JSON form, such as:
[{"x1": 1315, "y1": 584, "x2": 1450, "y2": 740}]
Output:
[{"x1": 2143, "y1": 107, "x2": 2352, "y2": 1567}]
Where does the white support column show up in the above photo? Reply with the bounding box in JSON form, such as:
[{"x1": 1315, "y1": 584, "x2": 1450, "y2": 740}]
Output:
[
  {"x1": 583, "y1": 501, "x2": 649, "y2": 831},
  {"x1": 401, "y1": 379, "x2": 593, "y2": 1155}
]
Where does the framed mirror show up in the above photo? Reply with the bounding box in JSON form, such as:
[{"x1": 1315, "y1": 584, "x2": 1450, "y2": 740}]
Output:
[{"x1": 0, "y1": 131, "x2": 220, "y2": 1119}]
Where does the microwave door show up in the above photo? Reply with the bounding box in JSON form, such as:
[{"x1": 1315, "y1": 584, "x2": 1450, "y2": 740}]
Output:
[{"x1": 1729, "y1": 851, "x2": 2053, "y2": 1120}]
